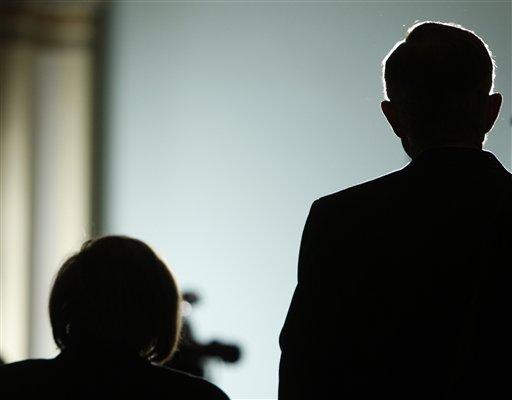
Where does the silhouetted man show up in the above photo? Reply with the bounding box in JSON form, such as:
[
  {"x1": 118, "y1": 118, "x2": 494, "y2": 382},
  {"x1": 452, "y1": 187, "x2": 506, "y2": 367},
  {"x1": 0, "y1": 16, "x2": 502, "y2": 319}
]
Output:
[{"x1": 279, "y1": 22, "x2": 510, "y2": 400}]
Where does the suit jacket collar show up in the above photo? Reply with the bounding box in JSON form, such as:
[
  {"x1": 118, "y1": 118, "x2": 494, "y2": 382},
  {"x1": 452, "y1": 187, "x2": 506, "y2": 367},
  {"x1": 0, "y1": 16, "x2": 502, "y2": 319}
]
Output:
[{"x1": 407, "y1": 147, "x2": 510, "y2": 175}]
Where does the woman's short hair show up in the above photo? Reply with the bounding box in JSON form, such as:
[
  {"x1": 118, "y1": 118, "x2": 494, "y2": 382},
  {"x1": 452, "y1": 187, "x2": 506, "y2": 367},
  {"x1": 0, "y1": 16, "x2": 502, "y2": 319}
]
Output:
[{"x1": 49, "y1": 235, "x2": 181, "y2": 363}]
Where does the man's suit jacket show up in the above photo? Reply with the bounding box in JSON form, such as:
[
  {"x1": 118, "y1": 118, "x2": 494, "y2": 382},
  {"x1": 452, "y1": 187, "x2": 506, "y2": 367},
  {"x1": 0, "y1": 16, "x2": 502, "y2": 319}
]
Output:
[{"x1": 279, "y1": 147, "x2": 511, "y2": 400}]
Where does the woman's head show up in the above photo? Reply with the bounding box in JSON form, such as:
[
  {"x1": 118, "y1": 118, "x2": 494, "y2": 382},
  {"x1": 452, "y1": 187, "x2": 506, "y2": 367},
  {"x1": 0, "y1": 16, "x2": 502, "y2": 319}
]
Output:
[{"x1": 49, "y1": 235, "x2": 181, "y2": 363}]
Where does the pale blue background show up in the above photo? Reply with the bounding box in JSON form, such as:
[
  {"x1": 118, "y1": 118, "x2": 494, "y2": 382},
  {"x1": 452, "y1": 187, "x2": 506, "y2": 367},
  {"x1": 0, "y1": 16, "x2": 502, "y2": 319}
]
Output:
[{"x1": 103, "y1": 2, "x2": 511, "y2": 398}]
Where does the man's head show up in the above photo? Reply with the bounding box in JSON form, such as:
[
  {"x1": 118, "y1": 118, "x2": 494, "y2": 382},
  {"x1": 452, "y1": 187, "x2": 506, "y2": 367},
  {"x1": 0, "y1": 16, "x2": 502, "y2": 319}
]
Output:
[{"x1": 381, "y1": 21, "x2": 502, "y2": 158}]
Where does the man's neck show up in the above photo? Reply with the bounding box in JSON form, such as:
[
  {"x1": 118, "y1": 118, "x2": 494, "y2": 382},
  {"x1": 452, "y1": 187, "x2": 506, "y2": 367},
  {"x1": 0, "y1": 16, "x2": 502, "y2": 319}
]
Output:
[{"x1": 411, "y1": 143, "x2": 483, "y2": 159}]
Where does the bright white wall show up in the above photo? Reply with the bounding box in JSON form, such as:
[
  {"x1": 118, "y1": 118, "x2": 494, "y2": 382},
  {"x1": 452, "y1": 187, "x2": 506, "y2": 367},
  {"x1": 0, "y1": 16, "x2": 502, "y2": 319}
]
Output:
[{"x1": 104, "y1": 2, "x2": 511, "y2": 398}]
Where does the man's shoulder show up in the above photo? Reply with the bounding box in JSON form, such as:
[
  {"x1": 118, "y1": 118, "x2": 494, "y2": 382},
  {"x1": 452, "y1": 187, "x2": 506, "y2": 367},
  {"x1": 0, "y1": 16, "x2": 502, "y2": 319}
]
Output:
[{"x1": 313, "y1": 167, "x2": 408, "y2": 213}]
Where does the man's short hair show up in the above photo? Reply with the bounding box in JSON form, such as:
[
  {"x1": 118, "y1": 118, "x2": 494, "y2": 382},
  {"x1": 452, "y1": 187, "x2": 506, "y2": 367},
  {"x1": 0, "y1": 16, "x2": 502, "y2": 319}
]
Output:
[
  {"x1": 49, "y1": 236, "x2": 181, "y2": 363},
  {"x1": 382, "y1": 21, "x2": 496, "y2": 146}
]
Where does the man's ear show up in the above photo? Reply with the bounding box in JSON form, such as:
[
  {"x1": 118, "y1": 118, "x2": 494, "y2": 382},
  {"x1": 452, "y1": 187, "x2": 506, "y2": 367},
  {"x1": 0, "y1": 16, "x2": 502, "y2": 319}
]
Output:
[
  {"x1": 381, "y1": 100, "x2": 406, "y2": 139},
  {"x1": 483, "y1": 93, "x2": 502, "y2": 134}
]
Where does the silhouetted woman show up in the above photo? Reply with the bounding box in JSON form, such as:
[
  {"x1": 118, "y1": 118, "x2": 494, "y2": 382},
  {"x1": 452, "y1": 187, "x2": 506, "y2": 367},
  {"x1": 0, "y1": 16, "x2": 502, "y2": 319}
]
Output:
[{"x1": 0, "y1": 236, "x2": 229, "y2": 399}]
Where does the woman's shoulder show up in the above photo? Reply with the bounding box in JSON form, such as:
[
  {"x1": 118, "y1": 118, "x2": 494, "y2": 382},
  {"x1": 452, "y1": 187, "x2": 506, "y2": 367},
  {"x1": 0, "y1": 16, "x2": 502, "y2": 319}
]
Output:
[
  {"x1": 146, "y1": 363, "x2": 230, "y2": 399},
  {"x1": 0, "y1": 358, "x2": 56, "y2": 385},
  {"x1": 0, "y1": 358, "x2": 53, "y2": 373},
  {"x1": 0, "y1": 356, "x2": 230, "y2": 399}
]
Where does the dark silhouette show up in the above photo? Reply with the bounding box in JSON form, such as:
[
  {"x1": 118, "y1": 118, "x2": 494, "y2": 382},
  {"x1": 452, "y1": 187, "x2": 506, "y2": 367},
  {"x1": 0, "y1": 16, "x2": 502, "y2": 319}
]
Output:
[
  {"x1": 0, "y1": 236, "x2": 229, "y2": 399},
  {"x1": 279, "y1": 22, "x2": 511, "y2": 399},
  {"x1": 165, "y1": 291, "x2": 241, "y2": 378}
]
